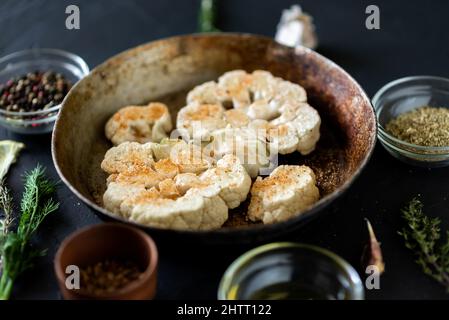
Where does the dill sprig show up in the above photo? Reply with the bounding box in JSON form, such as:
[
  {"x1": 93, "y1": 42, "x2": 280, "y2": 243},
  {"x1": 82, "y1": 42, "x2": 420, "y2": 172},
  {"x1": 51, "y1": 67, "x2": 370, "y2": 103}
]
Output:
[
  {"x1": 399, "y1": 198, "x2": 449, "y2": 290},
  {"x1": 0, "y1": 165, "x2": 59, "y2": 300}
]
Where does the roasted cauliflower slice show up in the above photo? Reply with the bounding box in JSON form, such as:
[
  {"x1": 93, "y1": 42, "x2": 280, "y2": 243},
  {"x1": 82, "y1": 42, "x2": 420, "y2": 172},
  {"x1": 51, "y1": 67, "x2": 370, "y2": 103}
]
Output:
[
  {"x1": 101, "y1": 141, "x2": 251, "y2": 230},
  {"x1": 105, "y1": 102, "x2": 172, "y2": 145},
  {"x1": 101, "y1": 142, "x2": 155, "y2": 174},
  {"x1": 248, "y1": 165, "x2": 320, "y2": 224},
  {"x1": 179, "y1": 70, "x2": 320, "y2": 159}
]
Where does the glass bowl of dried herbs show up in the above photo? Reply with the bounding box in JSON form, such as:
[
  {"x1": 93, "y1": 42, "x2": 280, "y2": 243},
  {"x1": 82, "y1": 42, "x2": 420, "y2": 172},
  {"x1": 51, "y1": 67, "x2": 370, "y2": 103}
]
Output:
[
  {"x1": 0, "y1": 48, "x2": 89, "y2": 134},
  {"x1": 373, "y1": 76, "x2": 449, "y2": 167}
]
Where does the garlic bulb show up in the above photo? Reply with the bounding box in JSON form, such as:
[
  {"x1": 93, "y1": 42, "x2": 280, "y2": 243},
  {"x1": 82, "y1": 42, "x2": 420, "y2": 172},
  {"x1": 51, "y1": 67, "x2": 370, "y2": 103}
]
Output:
[{"x1": 275, "y1": 5, "x2": 318, "y2": 50}]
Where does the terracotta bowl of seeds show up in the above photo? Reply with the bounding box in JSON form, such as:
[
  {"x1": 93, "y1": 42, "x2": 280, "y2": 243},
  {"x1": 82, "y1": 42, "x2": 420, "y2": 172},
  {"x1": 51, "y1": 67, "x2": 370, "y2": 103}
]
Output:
[
  {"x1": 373, "y1": 76, "x2": 449, "y2": 167},
  {"x1": 54, "y1": 223, "x2": 158, "y2": 300}
]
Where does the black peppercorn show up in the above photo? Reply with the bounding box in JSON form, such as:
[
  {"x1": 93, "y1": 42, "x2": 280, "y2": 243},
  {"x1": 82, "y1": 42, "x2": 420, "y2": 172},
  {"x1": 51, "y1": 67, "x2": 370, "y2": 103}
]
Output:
[{"x1": 0, "y1": 71, "x2": 72, "y2": 114}]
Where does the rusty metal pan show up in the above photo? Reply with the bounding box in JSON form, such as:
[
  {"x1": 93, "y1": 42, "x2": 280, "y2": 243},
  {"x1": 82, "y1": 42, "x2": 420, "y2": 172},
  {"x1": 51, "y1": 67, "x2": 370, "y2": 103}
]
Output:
[{"x1": 52, "y1": 33, "x2": 377, "y2": 244}]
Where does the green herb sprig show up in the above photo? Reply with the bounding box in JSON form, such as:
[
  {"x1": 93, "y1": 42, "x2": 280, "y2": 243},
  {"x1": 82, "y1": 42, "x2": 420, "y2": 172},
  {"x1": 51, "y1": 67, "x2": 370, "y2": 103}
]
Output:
[
  {"x1": 399, "y1": 198, "x2": 449, "y2": 290},
  {"x1": 0, "y1": 165, "x2": 59, "y2": 300},
  {"x1": 198, "y1": 0, "x2": 219, "y2": 32}
]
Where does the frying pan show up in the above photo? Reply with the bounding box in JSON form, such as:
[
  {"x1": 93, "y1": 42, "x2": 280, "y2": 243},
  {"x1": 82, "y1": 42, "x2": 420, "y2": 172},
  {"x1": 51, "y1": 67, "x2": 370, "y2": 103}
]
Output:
[{"x1": 52, "y1": 33, "x2": 376, "y2": 244}]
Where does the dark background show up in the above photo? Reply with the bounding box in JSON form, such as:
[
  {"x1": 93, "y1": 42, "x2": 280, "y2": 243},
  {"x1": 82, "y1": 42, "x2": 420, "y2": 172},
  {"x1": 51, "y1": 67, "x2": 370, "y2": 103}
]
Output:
[{"x1": 0, "y1": 0, "x2": 448, "y2": 300}]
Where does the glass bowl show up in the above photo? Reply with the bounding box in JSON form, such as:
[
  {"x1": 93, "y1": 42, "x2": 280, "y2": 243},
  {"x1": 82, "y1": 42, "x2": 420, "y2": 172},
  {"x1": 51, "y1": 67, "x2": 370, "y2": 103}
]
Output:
[
  {"x1": 218, "y1": 242, "x2": 364, "y2": 300},
  {"x1": 0, "y1": 48, "x2": 89, "y2": 134},
  {"x1": 373, "y1": 76, "x2": 449, "y2": 167}
]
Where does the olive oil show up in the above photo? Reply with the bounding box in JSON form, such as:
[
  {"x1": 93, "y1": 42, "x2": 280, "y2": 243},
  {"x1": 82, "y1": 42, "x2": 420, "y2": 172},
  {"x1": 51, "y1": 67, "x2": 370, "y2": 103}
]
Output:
[{"x1": 249, "y1": 282, "x2": 333, "y2": 300}]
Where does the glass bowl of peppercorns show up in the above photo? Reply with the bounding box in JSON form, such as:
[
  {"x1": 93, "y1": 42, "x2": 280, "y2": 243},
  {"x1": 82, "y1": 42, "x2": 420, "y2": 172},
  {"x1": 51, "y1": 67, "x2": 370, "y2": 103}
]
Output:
[{"x1": 0, "y1": 48, "x2": 89, "y2": 134}]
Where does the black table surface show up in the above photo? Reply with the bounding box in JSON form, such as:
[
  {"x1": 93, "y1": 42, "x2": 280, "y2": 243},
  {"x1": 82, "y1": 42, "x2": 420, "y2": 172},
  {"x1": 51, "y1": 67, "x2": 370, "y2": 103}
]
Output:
[{"x1": 1, "y1": 0, "x2": 449, "y2": 300}]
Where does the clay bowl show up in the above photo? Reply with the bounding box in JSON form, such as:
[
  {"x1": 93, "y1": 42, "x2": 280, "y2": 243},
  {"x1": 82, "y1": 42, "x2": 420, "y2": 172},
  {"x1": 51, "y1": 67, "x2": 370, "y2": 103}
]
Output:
[
  {"x1": 52, "y1": 33, "x2": 376, "y2": 244},
  {"x1": 54, "y1": 223, "x2": 158, "y2": 300}
]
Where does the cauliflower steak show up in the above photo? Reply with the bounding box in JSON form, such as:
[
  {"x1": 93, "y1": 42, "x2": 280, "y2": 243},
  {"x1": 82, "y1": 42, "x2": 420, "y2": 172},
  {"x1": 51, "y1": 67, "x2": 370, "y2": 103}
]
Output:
[
  {"x1": 101, "y1": 141, "x2": 251, "y2": 230},
  {"x1": 180, "y1": 70, "x2": 321, "y2": 156},
  {"x1": 248, "y1": 165, "x2": 320, "y2": 224},
  {"x1": 105, "y1": 102, "x2": 172, "y2": 145}
]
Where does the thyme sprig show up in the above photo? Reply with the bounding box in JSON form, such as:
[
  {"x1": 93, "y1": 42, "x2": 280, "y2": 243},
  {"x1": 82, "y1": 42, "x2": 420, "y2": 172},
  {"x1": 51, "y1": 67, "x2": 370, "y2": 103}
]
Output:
[
  {"x1": 399, "y1": 198, "x2": 449, "y2": 290},
  {"x1": 0, "y1": 180, "x2": 14, "y2": 235},
  {"x1": 0, "y1": 165, "x2": 59, "y2": 300}
]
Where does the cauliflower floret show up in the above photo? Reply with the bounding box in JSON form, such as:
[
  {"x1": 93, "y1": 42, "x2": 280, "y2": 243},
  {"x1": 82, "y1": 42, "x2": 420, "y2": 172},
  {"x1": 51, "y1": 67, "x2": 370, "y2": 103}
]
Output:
[
  {"x1": 217, "y1": 70, "x2": 252, "y2": 108},
  {"x1": 290, "y1": 104, "x2": 321, "y2": 155},
  {"x1": 249, "y1": 70, "x2": 278, "y2": 101},
  {"x1": 187, "y1": 81, "x2": 224, "y2": 105},
  {"x1": 267, "y1": 122, "x2": 299, "y2": 155},
  {"x1": 208, "y1": 127, "x2": 270, "y2": 178},
  {"x1": 174, "y1": 173, "x2": 202, "y2": 194},
  {"x1": 270, "y1": 79, "x2": 307, "y2": 108},
  {"x1": 176, "y1": 102, "x2": 227, "y2": 140},
  {"x1": 248, "y1": 165, "x2": 319, "y2": 224},
  {"x1": 269, "y1": 103, "x2": 321, "y2": 155},
  {"x1": 153, "y1": 158, "x2": 180, "y2": 179},
  {"x1": 105, "y1": 102, "x2": 172, "y2": 145},
  {"x1": 199, "y1": 155, "x2": 251, "y2": 209},
  {"x1": 101, "y1": 142, "x2": 155, "y2": 174},
  {"x1": 224, "y1": 109, "x2": 251, "y2": 128},
  {"x1": 247, "y1": 100, "x2": 280, "y2": 121},
  {"x1": 103, "y1": 181, "x2": 146, "y2": 216},
  {"x1": 152, "y1": 139, "x2": 215, "y2": 174}
]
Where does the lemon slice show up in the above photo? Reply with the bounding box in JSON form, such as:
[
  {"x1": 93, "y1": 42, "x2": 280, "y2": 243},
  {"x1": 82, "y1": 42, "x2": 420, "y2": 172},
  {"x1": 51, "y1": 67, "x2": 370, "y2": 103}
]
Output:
[{"x1": 0, "y1": 140, "x2": 25, "y2": 180}]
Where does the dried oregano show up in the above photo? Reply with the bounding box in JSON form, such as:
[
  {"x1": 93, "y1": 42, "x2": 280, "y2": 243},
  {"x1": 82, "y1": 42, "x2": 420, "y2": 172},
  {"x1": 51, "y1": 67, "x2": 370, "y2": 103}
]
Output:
[{"x1": 386, "y1": 106, "x2": 449, "y2": 147}]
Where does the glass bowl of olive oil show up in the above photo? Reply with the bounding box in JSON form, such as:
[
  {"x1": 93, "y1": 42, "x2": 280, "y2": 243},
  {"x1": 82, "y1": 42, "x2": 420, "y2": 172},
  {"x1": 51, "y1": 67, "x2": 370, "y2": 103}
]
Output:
[{"x1": 218, "y1": 242, "x2": 364, "y2": 300}]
